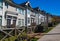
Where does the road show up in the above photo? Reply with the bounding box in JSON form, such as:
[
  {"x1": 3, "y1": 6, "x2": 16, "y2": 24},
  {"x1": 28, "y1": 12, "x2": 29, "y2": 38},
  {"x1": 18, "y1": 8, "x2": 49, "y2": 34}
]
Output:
[{"x1": 38, "y1": 24, "x2": 60, "y2": 41}]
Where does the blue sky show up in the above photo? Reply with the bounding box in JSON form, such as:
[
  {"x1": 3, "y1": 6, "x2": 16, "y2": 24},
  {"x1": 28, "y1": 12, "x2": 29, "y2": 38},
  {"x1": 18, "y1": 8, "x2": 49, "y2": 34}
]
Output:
[{"x1": 13, "y1": 0, "x2": 60, "y2": 16}]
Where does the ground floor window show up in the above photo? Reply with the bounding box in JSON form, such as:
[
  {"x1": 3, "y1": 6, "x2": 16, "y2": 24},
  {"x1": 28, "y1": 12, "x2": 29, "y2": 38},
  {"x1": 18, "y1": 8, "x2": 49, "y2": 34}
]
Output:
[
  {"x1": 13, "y1": 20, "x2": 16, "y2": 27},
  {"x1": 18, "y1": 19, "x2": 24, "y2": 27},
  {"x1": 7, "y1": 19, "x2": 11, "y2": 28},
  {"x1": 18, "y1": 19, "x2": 21, "y2": 27},
  {"x1": 6, "y1": 16, "x2": 11, "y2": 28},
  {"x1": 22, "y1": 19, "x2": 24, "y2": 26},
  {"x1": 28, "y1": 18, "x2": 30, "y2": 24}
]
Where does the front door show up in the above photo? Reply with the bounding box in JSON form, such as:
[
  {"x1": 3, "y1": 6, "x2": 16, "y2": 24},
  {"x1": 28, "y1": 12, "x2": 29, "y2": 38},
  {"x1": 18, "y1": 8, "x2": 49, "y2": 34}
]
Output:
[
  {"x1": 13, "y1": 20, "x2": 16, "y2": 27},
  {"x1": 7, "y1": 19, "x2": 11, "y2": 28}
]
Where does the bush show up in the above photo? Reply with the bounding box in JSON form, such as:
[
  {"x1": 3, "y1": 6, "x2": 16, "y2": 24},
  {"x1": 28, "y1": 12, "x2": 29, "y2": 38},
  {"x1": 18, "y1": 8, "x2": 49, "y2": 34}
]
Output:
[
  {"x1": 44, "y1": 27, "x2": 53, "y2": 33},
  {"x1": 0, "y1": 32, "x2": 5, "y2": 40},
  {"x1": 48, "y1": 23, "x2": 53, "y2": 27},
  {"x1": 35, "y1": 24, "x2": 44, "y2": 33},
  {"x1": 31, "y1": 38, "x2": 38, "y2": 41}
]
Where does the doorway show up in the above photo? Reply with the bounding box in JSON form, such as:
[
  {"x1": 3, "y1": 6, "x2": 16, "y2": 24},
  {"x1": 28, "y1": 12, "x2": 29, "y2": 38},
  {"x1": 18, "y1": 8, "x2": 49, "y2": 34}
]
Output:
[
  {"x1": 7, "y1": 19, "x2": 11, "y2": 28},
  {"x1": 13, "y1": 20, "x2": 16, "y2": 27}
]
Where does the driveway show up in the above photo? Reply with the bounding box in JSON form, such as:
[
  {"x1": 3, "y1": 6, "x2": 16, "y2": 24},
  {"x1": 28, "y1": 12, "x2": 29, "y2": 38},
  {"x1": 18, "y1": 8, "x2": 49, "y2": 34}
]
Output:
[{"x1": 38, "y1": 24, "x2": 60, "y2": 41}]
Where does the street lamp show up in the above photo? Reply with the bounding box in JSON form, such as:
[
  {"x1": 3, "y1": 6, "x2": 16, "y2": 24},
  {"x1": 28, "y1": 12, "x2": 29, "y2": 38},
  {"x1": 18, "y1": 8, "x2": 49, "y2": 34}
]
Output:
[
  {"x1": 25, "y1": 1, "x2": 29, "y2": 41},
  {"x1": 25, "y1": 1, "x2": 30, "y2": 32}
]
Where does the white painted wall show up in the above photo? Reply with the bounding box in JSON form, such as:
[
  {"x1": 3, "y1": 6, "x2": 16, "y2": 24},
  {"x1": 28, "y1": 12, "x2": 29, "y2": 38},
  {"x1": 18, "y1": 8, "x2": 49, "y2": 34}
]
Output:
[
  {"x1": 1, "y1": 1, "x2": 25, "y2": 27},
  {"x1": 2, "y1": 2, "x2": 6, "y2": 26},
  {"x1": 48, "y1": 16, "x2": 52, "y2": 23},
  {"x1": 0, "y1": 10, "x2": 3, "y2": 16}
]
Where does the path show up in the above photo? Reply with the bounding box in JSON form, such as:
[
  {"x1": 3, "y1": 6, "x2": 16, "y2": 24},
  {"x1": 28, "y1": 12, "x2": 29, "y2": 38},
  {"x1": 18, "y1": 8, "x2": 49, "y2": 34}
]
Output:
[{"x1": 38, "y1": 24, "x2": 60, "y2": 41}]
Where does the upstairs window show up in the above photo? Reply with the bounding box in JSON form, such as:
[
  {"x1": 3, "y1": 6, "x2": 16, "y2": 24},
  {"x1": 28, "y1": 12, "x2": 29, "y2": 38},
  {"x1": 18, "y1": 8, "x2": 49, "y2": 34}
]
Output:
[
  {"x1": 18, "y1": 8, "x2": 22, "y2": 14},
  {"x1": 21, "y1": 9, "x2": 24, "y2": 15},
  {"x1": 0, "y1": 0, "x2": 3, "y2": 10},
  {"x1": 5, "y1": 2, "x2": 8, "y2": 8},
  {"x1": 18, "y1": 8, "x2": 24, "y2": 15},
  {"x1": 27, "y1": 9, "x2": 30, "y2": 14}
]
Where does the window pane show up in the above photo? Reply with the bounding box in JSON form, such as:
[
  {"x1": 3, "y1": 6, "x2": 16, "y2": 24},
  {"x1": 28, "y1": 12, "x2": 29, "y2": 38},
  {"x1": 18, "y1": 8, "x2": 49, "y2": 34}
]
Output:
[
  {"x1": 0, "y1": 0, "x2": 3, "y2": 10},
  {"x1": 7, "y1": 16, "x2": 12, "y2": 19},
  {"x1": 27, "y1": 9, "x2": 30, "y2": 14},
  {"x1": 22, "y1": 9, "x2": 24, "y2": 15},
  {"x1": 22, "y1": 19, "x2": 24, "y2": 26},
  {"x1": 18, "y1": 19, "x2": 21, "y2": 27},
  {"x1": 18, "y1": 8, "x2": 22, "y2": 14},
  {"x1": 7, "y1": 19, "x2": 11, "y2": 28},
  {"x1": 5, "y1": 2, "x2": 8, "y2": 8},
  {"x1": 28, "y1": 18, "x2": 30, "y2": 24}
]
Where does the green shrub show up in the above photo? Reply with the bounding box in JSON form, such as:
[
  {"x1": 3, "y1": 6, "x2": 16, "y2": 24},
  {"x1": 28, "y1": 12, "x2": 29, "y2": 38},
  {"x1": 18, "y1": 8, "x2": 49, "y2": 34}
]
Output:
[
  {"x1": 31, "y1": 38, "x2": 38, "y2": 41},
  {"x1": 4, "y1": 38, "x2": 8, "y2": 41},
  {"x1": 44, "y1": 27, "x2": 53, "y2": 33}
]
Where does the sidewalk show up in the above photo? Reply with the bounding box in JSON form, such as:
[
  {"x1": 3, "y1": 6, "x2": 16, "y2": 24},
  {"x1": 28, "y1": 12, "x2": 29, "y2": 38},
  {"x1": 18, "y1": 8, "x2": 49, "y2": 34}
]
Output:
[{"x1": 38, "y1": 24, "x2": 60, "y2": 41}]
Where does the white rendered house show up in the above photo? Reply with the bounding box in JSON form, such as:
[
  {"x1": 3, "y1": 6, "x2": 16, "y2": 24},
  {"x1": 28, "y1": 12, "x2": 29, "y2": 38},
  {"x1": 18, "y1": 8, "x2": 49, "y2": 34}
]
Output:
[{"x1": 0, "y1": 0, "x2": 25, "y2": 29}]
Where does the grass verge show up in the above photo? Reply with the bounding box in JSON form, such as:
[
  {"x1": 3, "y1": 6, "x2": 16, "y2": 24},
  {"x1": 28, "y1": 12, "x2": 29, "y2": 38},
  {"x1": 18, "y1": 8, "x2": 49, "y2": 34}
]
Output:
[{"x1": 44, "y1": 27, "x2": 54, "y2": 33}]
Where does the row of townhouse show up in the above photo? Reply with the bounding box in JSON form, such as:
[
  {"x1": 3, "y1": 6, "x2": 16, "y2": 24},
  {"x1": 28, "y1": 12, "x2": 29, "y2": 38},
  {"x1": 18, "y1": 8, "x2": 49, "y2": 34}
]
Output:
[{"x1": 0, "y1": 0, "x2": 52, "y2": 29}]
